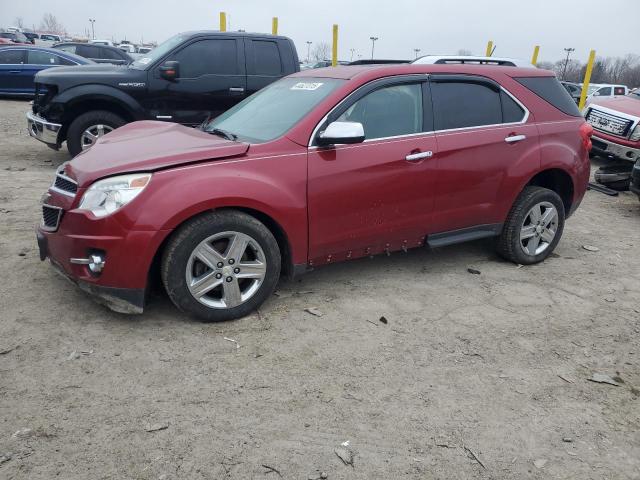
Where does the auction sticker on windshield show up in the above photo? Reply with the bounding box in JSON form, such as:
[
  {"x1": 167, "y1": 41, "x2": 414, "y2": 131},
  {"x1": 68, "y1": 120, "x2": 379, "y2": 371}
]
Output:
[{"x1": 291, "y1": 82, "x2": 324, "y2": 91}]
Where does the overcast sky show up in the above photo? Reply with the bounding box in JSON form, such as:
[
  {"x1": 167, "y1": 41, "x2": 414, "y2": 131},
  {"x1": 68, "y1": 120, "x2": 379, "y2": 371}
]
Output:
[{"x1": 2, "y1": 0, "x2": 638, "y2": 62}]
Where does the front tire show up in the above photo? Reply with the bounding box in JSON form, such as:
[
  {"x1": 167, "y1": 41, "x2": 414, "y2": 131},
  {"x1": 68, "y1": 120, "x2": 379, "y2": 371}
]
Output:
[
  {"x1": 496, "y1": 186, "x2": 565, "y2": 265},
  {"x1": 161, "y1": 211, "x2": 281, "y2": 322},
  {"x1": 66, "y1": 110, "x2": 125, "y2": 157}
]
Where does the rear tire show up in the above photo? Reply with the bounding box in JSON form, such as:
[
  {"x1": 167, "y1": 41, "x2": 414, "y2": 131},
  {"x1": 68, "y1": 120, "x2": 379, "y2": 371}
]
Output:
[
  {"x1": 66, "y1": 110, "x2": 125, "y2": 157},
  {"x1": 496, "y1": 186, "x2": 565, "y2": 265},
  {"x1": 161, "y1": 211, "x2": 281, "y2": 322}
]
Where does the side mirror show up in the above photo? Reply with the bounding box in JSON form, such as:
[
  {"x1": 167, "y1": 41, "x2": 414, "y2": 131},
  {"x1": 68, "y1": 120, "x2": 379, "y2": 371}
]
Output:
[
  {"x1": 317, "y1": 121, "x2": 365, "y2": 146},
  {"x1": 159, "y1": 61, "x2": 179, "y2": 81}
]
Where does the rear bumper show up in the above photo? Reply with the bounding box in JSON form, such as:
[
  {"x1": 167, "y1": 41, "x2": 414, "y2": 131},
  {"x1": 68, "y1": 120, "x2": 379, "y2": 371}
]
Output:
[
  {"x1": 591, "y1": 134, "x2": 640, "y2": 162},
  {"x1": 27, "y1": 111, "x2": 61, "y2": 147}
]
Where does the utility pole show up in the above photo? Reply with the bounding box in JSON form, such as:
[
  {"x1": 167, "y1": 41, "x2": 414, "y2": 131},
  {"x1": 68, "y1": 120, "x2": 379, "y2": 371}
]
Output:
[
  {"x1": 350, "y1": 48, "x2": 356, "y2": 62},
  {"x1": 414, "y1": 48, "x2": 421, "y2": 59},
  {"x1": 370, "y1": 36, "x2": 378, "y2": 60},
  {"x1": 562, "y1": 47, "x2": 575, "y2": 80},
  {"x1": 306, "y1": 41, "x2": 312, "y2": 62},
  {"x1": 89, "y1": 18, "x2": 95, "y2": 39}
]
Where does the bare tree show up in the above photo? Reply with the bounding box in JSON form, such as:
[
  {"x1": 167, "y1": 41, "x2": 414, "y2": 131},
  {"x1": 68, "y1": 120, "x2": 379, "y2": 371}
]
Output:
[
  {"x1": 311, "y1": 42, "x2": 330, "y2": 62},
  {"x1": 39, "y1": 13, "x2": 65, "y2": 35},
  {"x1": 14, "y1": 17, "x2": 25, "y2": 29}
]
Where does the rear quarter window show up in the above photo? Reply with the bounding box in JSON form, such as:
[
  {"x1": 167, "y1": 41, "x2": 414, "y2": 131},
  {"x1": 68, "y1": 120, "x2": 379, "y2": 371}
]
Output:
[{"x1": 515, "y1": 76, "x2": 581, "y2": 117}]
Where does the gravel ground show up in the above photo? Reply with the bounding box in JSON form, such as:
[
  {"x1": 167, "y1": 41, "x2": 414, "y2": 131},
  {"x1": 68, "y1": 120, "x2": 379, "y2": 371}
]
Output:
[{"x1": 0, "y1": 98, "x2": 639, "y2": 480}]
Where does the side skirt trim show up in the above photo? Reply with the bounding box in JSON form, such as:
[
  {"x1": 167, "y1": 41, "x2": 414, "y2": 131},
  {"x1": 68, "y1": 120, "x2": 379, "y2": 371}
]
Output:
[{"x1": 427, "y1": 223, "x2": 503, "y2": 248}]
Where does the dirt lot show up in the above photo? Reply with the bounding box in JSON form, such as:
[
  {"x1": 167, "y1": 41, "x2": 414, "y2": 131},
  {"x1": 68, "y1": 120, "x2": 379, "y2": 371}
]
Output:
[{"x1": 0, "y1": 98, "x2": 639, "y2": 480}]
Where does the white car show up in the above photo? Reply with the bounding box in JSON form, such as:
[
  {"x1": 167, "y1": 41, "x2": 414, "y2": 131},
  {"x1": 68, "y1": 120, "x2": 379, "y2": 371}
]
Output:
[
  {"x1": 89, "y1": 39, "x2": 114, "y2": 47},
  {"x1": 39, "y1": 34, "x2": 62, "y2": 43},
  {"x1": 584, "y1": 83, "x2": 629, "y2": 106},
  {"x1": 413, "y1": 55, "x2": 532, "y2": 67},
  {"x1": 117, "y1": 44, "x2": 137, "y2": 54}
]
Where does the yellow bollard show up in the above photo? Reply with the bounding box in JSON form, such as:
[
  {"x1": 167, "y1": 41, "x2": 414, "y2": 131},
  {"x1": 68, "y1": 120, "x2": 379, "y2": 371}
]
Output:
[
  {"x1": 219, "y1": 12, "x2": 226, "y2": 32},
  {"x1": 332, "y1": 24, "x2": 338, "y2": 67},
  {"x1": 485, "y1": 40, "x2": 493, "y2": 57},
  {"x1": 578, "y1": 50, "x2": 597, "y2": 111},
  {"x1": 272, "y1": 17, "x2": 278, "y2": 35},
  {"x1": 531, "y1": 45, "x2": 540, "y2": 66}
]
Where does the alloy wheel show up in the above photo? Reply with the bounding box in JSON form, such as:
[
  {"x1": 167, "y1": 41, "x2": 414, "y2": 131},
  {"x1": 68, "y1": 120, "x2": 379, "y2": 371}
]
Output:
[
  {"x1": 81, "y1": 124, "x2": 114, "y2": 150},
  {"x1": 185, "y1": 231, "x2": 267, "y2": 309},
  {"x1": 519, "y1": 201, "x2": 558, "y2": 256}
]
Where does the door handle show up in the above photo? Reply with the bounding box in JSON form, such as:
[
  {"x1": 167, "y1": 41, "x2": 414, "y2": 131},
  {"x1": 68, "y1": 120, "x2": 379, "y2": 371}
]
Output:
[
  {"x1": 229, "y1": 87, "x2": 245, "y2": 93},
  {"x1": 505, "y1": 134, "x2": 526, "y2": 143},
  {"x1": 405, "y1": 151, "x2": 433, "y2": 162},
  {"x1": 9, "y1": 70, "x2": 21, "y2": 74}
]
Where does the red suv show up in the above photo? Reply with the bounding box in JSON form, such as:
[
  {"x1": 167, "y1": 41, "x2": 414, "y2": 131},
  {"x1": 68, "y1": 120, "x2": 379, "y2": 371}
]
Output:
[{"x1": 37, "y1": 64, "x2": 593, "y2": 321}]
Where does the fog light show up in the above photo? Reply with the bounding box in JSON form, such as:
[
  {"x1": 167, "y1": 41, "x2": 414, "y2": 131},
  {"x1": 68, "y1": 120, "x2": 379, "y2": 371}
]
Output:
[
  {"x1": 88, "y1": 254, "x2": 105, "y2": 273},
  {"x1": 70, "y1": 254, "x2": 106, "y2": 273}
]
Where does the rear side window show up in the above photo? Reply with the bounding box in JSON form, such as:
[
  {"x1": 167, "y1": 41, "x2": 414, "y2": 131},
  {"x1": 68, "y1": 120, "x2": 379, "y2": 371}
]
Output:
[
  {"x1": 0, "y1": 49, "x2": 24, "y2": 64},
  {"x1": 100, "y1": 47, "x2": 124, "y2": 60},
  {"x1": 431, "y1": 81, "x2": 502, "y2": 130},
  {"x1": 501, "y1": 91, "x2": 525, "y2": 123},
  {"x1": 56, "y1": 44, "x2": 76, "y2": 54},
  {"x1": 170, "y1": 39, "x2": 237, "y2": 77},
  {"x1": 614, "y1": 86, "x2": 626, "y2": 95},
  {"x1": 251, "y1": 40, "x2": 282, "y2": 75},
  {"x1": 515, "y1": 76, "x2": 581, "y2": 117},
  {"x1": 77, "y1": 45, "x2": 98, "y2": 58}
]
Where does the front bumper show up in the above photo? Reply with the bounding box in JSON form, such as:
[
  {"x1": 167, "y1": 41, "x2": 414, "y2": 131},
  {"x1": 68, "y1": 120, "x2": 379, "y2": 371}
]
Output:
[
  {"x1": 27, "y1": 111, "x2": 61, "y2": 147},
  {"x1": 591, "y1": 134, "x2": 640, "y2": 162}
]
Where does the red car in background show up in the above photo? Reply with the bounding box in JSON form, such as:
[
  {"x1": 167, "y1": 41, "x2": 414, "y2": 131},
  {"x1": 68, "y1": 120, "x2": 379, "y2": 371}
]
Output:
[{"x1": 37, "y1": 64, "x2": 592, "y2": 321}]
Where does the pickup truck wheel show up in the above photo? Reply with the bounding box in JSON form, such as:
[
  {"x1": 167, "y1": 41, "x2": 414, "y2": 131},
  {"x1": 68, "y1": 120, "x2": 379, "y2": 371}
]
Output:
[
  {"x1": 496, "y1": 186, "x2": 565, "y2": 265},
  {"x1": 66, "y1": 110, "x2": 125, "y2": 157},
  {"x1": 161, "y1": 211, "x2": 281, "y2": 322}
]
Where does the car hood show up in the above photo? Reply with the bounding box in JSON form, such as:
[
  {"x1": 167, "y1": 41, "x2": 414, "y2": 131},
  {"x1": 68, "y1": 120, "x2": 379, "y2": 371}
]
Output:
[
  {"x1": 67, "y1": 121, "x2": 249, "y2": 186},
  {"x1": 35, "y1": 63, "x2": 136, "y2": 86},
  {"x1": 589, "y1": 96, "x2": 640, "y2": 117}
]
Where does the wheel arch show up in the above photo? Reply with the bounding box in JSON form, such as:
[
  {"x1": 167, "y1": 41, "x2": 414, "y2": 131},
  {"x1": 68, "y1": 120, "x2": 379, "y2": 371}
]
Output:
[
  {"x1": 525, "y1": 168, "x2": 574, "y2": 215},
  {"x1": 55, "y1": 86, "x2": 144, "y2": 142},
  {"x1": 147, "y1": 206, "x2": 296, "y2": 294}
]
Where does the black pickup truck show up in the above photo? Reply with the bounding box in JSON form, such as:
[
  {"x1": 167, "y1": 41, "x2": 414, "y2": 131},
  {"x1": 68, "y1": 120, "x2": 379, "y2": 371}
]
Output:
[{"x1": 27, "y1": 31, "x2": 299, "y2": 156}]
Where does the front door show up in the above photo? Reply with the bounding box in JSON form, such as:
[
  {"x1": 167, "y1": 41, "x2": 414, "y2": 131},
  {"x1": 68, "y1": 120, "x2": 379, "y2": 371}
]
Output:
[
  {"x1": 145, "y1": 37, "x2": 247, "y2": 125},
  {"x1": 429, "y1": 75, "x2": 540, "y2": 233},
  {"x1": 308, "y1": 78, "x2": 438, "y2": 266}
]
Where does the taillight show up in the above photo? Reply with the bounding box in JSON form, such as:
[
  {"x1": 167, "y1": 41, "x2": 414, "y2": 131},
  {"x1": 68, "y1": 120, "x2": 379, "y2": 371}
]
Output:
[{"x1": 579, "y1": 122, "x2": 593, "y2": 151}]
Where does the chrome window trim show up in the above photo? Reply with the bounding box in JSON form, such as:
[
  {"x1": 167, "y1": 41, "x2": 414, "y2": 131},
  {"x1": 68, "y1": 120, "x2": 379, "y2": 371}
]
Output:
[
  {"x1": 308, "y1": 74, "x2": 430, "y2": 147},
  {"x1": 307, "y1": 76, "x2": 530, "y2": 147}
]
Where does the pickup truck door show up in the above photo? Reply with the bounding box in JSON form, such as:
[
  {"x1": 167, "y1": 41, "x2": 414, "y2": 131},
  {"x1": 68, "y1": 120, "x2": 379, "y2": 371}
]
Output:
[
  {"x1": 145, "y1": 36, "x2": 247, "y2": 125},
  {"x1": 244, "y1": 37, "x2": 290, "y2": 96}
]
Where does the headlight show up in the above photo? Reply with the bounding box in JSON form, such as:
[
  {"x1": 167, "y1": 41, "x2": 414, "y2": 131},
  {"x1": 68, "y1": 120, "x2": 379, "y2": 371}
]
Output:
[
  {"x1": 630, "y1": 124, "x2": 640, "y2": 142},
  {"x1": 78, "y1": 173, "x2": 151, "y2": 218}
]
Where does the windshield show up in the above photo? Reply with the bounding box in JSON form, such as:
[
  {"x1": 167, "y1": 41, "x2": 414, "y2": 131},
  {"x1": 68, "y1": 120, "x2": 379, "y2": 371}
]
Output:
[
  {"x1": 130, "y1": 34, "x2": 186, "y2": 69},
  {"x1": 205, "y1": 78, "x2": 345, "y2": 143}
]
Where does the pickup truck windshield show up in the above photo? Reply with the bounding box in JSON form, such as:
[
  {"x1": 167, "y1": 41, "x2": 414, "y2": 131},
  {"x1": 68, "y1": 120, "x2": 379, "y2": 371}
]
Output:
[
  {"x1": 206, "y1": 78, "x2": 344, "y2": 143},
  {"x1": 130, "y1": 34, "x2": 187, "y2": 69}
]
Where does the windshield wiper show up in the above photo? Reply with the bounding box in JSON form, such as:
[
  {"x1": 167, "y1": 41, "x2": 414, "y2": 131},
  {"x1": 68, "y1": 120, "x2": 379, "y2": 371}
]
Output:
[{"x1": 207, "y1": 127, "x2": 237, "y2": 141}]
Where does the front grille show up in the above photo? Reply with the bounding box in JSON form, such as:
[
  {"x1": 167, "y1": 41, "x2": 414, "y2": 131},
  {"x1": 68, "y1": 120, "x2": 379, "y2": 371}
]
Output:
[
  {"x1": 586, "y1": 109, "x2": 633, "y2": 138},
  {"x1": 42, "y1": 205, "x2": 63, "y2": 231},
  {"x1": 51, "y1": 165, "x2": 78, "y2": 196}
]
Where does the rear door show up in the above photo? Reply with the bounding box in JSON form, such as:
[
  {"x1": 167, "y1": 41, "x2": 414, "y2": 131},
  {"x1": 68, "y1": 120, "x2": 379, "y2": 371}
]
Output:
[
  {"x1": 23, "y1": 50, "x2": 76, "y2": 94},
  {"x1": 0, "y1": 49, "x2": 26, "y2": 94},
  {"x1": 429, "y1": 75, "x2": 539, "y2": 234},
  {"x1": 145, "y1": 36, "x2": 246, "y2": 125},
  {"x1": 308, "y1": 77, "x2": 438, "y2": 265},
  {"x1": 245, "y1": 38, "x2": 285, "y2": 96}
]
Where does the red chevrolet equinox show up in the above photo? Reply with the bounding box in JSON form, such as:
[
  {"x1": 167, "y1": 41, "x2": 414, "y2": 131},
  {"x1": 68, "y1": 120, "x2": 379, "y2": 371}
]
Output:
[{"x1": 37, "y1": 64, "x2": 593, "y2": 321}]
